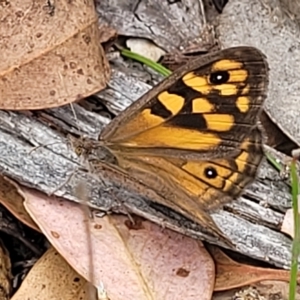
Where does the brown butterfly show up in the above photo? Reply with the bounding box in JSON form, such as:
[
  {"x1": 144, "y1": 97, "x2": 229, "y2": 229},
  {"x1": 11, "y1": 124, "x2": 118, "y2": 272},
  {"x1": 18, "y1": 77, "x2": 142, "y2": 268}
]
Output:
[{"x1": 86, "y1": 46, "x2": 269, "y2": 245}]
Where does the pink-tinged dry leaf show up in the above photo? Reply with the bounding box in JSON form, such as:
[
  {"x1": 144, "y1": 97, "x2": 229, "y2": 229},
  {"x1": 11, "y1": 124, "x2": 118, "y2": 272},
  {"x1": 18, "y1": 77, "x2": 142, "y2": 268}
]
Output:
[
  {"x1": 208, "y1": 245, "x2": 299, "y2": 292},
  {"x1": 23, "y1": 188, "x2": 215, "y2": 300},
  {"x1": 11, "y1": 247, "x2": 90, "y2": 300},
  {"x1": 0, "y1": 0, "x2": 110, "y2": 110},
  {"x1": 281, "y1": 208, "x2": 293, "y2": 238}
]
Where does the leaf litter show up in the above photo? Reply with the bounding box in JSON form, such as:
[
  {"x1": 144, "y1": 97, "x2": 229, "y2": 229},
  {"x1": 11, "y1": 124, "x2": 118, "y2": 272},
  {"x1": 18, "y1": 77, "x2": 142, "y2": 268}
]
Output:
[{"x1": 23, "y1": 187, "x2": 215, "y2": 300}]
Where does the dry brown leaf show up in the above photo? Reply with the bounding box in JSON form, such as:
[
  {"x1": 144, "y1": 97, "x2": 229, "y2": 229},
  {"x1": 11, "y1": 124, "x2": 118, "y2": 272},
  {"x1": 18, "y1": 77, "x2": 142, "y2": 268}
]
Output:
[
  {"x1": 209, "y1": 246, "x2": 298, "y2": 292},
  {"x1": 11, "y1": 247, "x2": 90, "y2": 300},
  {"x1": 23, "y1": 188, "x2": 215, "y2": 300},
  {"x1": 260, "y1": 111, "x2": 297, "y2": 153},
  {"x1": 98, "y1": 24, "x2": 117, "y2": 44},
  {"x1": 0, "y1": 0, "x2": 110, "y2": 110},
  {"x1": 0, "y1": 176, "x2": 39, "y2": 231}
]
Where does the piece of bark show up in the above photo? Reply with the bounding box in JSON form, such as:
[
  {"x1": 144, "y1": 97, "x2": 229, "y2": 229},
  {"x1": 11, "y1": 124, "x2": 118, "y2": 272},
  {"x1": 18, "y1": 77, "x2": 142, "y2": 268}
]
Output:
[{"x1": 95, "y1": 0, "x2": 211, "y2": 52}]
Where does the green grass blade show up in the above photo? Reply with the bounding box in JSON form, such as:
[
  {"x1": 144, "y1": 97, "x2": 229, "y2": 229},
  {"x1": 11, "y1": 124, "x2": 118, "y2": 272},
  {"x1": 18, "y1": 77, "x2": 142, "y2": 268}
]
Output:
[
  {"x1": 265, "y1": 151, "x2": 283, "y2": 172},
  {"x1": 121, "y1": 49, "x2": 172, "y2": 77},
  {"x1": 289, "y1": 158, "x2": 300, "y2": 300}
]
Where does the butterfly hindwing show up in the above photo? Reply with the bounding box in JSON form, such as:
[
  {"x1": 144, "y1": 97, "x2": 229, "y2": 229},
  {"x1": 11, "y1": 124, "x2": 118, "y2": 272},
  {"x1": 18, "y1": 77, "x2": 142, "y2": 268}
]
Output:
[{"x1": 112, "y1": 126, "x2": 263, "y2": 228}]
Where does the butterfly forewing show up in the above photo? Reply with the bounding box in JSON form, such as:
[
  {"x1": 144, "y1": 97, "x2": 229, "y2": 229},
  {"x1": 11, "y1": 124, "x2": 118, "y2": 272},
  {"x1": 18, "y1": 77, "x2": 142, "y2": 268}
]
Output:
[{"x1": 100, "y1": 47, "x2": 268, "y2": 160}]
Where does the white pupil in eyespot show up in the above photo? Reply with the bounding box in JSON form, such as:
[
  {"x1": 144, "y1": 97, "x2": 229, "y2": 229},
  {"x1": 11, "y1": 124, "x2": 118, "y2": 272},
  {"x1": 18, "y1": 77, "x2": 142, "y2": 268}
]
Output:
[
  {"x1": 216, "y1": 74, "x2": 223, "y2": 81},
  {"x1": 207, "y1": 170, "x2": 214, "y2": 176}
]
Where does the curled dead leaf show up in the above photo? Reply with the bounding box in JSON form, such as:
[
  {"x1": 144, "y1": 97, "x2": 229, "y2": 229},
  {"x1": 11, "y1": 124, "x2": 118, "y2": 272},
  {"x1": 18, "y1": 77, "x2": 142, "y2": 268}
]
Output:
[
  {"x1": 208, "y1": 245, "x2": 298, "y2": 292},
  {"x1": 0, "y1": 176, "x2": 39, "y2": 231},
  {"x1": 0, "y1": 0, "x2": 110, "y2": 110}
]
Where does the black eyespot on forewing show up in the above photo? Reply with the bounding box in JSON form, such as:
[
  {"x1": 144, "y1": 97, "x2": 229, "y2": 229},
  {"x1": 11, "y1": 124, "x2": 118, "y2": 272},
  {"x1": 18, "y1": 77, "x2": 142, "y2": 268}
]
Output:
[{"x1": 209, "y1": 71, "x2": 230, "y2": 85}]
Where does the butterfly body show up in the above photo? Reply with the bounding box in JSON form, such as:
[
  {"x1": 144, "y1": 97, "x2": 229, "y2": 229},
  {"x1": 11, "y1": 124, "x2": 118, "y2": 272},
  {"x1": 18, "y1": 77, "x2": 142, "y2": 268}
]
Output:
[{"x1": 98, "y1": 47, "x2": 269, "y2": 245}]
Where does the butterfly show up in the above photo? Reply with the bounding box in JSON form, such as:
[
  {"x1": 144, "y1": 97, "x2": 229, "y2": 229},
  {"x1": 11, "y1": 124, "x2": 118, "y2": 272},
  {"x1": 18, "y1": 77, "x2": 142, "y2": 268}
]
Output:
[{"x1": 92, "y1": 46, "x2": 269, "y2": 245}]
